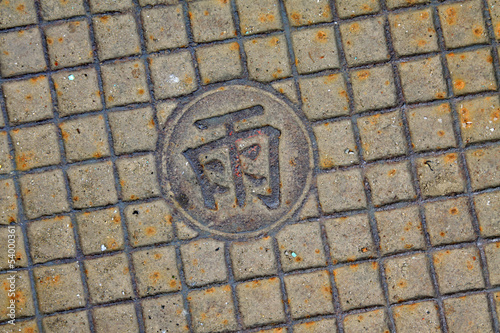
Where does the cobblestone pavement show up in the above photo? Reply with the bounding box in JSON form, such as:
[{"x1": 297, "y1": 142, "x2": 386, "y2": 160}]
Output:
[{"x1": 1, "y1": 0, "x2": 500, "y2": 332}]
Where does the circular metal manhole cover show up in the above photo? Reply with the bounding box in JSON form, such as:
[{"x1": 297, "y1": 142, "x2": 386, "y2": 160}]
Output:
[{"x1": 159, "y1": 84, "x2": 313, "y2": 238}]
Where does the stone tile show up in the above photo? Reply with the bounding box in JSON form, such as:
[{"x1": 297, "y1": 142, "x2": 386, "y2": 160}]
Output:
[
  {"x1": 181, "y1": 239, "x2": 227, "y2": 287},
  {"x1": 444, "y1": 293, "x2": 493, "y2": 333},
  {"x1": 85, "y1": 253, "x2": 133, "y2": 304},
  {"x1": 27, "y1": 216, "x2": 75, "y2": 264},
  {"x1": 0, "y1": 0, "x2": 37, "y2": 29},
  {"x1": 237, "y1": 277, "x2": 285, "y2": 327},
  {"x1": 124, "y1": 200, "x2": 175, "y2": 247},
  {"x1": 101, "y1": 60, "x2": 150, "y2": 107},
  {"x1": 76, "y1": 207, "x2": 124, "y2": 255},
  {"x1": 45, "y1": 20, "x2": 93, "y2": 69},
  {"x1": 53, "y1": 68, "x2": 102, "y2": 117},
  {"x1": 0, "y1": 132, "x2": 13, "y2": 174},
  {"x1": 272, "y1": 79, "x2": 299, "y2": 104},
  {"x1": 485, "y1": 241, "x2": 500, "y2": 286},
  {"x1": 393, "y1": 301, "x2": 441, "y2": 333},
  {"x1": 433, "y1": 246, "x2": 484, "y2": 294},
  {"x1": 0, "y1": 179, "x2": 18, "y2": 225},
  {"x1": 489, "y1": 0, "x2": 500, "y2": 40},
  {"x1": 317, "y1": 168, "x2": 367, "y2": 213},
  {"x1": 116, "y1": 154, "x2": 160, "y2": 201},
  {"x1": 40, "y1": 0, "x2": 86, "y2": 20},
  {"x1": 386, "y1": 0, "x2": 428, "y2": 9},
  {"x1": 284, "y1": 0, "x2": 332, "y2": 27},
  {"x1": 42, "y1": 311, "x2": 90, "y2": 333},
  {"x1": 142, "y1": 294, "x2": 189, "y2": 333},
  {"x1": 188, "y1": 285, "x2": 238, "y2": 333},
  {"x1": 438, "y1": 0, "x2": 488, "y2": 49},
  {"x1": 399, "y1": 56, "x2": 448, "y2": 103},
  {"x1": 108, "y1": 107, "x2": 157, "y2": 155},
  {"x1": 235, "y1": 0, "x2": 282, "y2": 35},
  {"x1": 474, "y1": 190, "x2": 500, "y2": 237},
  {"x1": 299, "y1": 74, "x2": 349, "y2": 121},
  {"x1": 3, "y1": 75, "x2": 53, "y2": 125},
  {"x1": 141, "y1": 5, "x2": 188, "y2": 53},
  {"x1": 389, "y1": 8, "x2": 438, "y2": 56},
  {"x1": 67, "y1": 162, "x2": 118, "y2": 209},
  {"x1": 196, "y1": 42, "x2": 243, "y2": 84},
  {"x1": 298, "y1": 193, "x2": 320, "y2": 220},
  {"x1": 188, "y1": 0, "x2": 236, "y2": 42},
  {"x1": 34, "y1": 262, "x2": 85, "y2": 313},
  {"x1": 19, "y1": 170, "x2": 70, "y2": 219},
  {"x1": 334, "y1": 262, "x2": 385, "y2": 311},
  {"x1": 0, "y1": 226, "x2": 27, "y2": 269},
  {"x1": 357, "y1": 110, "x2": 407, "y2": 161},
  {"x1": 156, "y1": 100, "x2": 177, "y2": 128},
  {"x1": 230, "y1": 236, "x2": 277, "y2": 280},
  {"x1": 244, "y1": 35, "x2": 292, "y2": 82},
  {"x1": 89, "y1": 0, "x2": 134, "y2": 13},
  {"x1": 424, "y1": 197, "x2": 475, "y2": 246},
  {"x1": 0, "y1": 28, "x2": 46, "y2": 77},
  {"x1": 407, "y1": 103, "x2": 456, "y2": 152},
  {"x1": 466, "y1": 146, "x2": 500, "y2": 190},
  {"x1": 0, "y1": 271, "x2": 35, "y2": 320},
  {"x1": 149, "y1": 51, "x2": 197, "y2": 99},
  {"x1": 344, "y1": 309, "x2": 390, "y2": 333},
  {"x1": 294, "y1": 318, "x2": 337, "y2": 333},
  {"x1": 11, "y1": 124, "x2": 60, "y2": 171},
  {"x1": 458, "y1": 96, "x2": 500, "y2": 144},
  {"x1": 0, "y1": 320, "x2": 39, "y2": 333},
  {"x1": 416, "y1": 153, "x2": 465, "y2": 197},
  {"x1": 366, "y1": 161, "x2": 416, "y2": 207},
  {"x1": 93, "y1": 303, "x2": 139, "y2": 333},
  {"x1": 314, "y1": 120, "x2": 358, "y2": 169},
  {"x1": 292, "y1": 26, "x2": 339, "y2": 74},
  {"x1": 132, "y1": 246, "x2": 181, "y2": 297},
  {"x1": 447, "y1": 48, "x2": 497, "y2": 96},
  {"x1": 336, "y1": 0, "x2": 379, "y2": 18},
  {"x1": 351, "y1": 65, "x2": 397, "y2": 113},
  {"x1": 175, "y1": 220, "x2": 199, "y2": 240},
  {"x1": 340, "y1": 17, "x2": 388, "y2": 66}
]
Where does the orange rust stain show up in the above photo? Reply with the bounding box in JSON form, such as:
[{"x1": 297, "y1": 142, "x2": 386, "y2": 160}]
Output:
[
  {"x1": 58, "y1": 37, "x2": 64, "y2": 43},
  {"x1": 398, "y1": 280, "x2": 407, "y2": 288},
  {"x1": 169, "y1": 279, "x2": 177, "y2": 288},
  {"x1": 487, "y1": 55, "x2": 494, "y2": 64},
  {"x1": 269, "y1": 37, "x2": 279, "y2": 46},
  {"x1": 357, "y1": 70, "x2": 370, "y2": 80},
  {"x1": 440, "y1": 232, "x2": 446, "y2": 237},
  {"x1": 16, "y1": 4, "x2": 25, "y2": 11},
  {"x1": 388, "y1": 169, "x2": 397, "y2": 177},
  {"x1": 437, "y1": 130, "x2": 445, "y2": 137},
  {"x1": 229, "y1": 42, "x2": 239, "y2": 51},
  {"x1": 291, "y1": 12, "x2": 301, "y2": 25},
  {"x1": 445, "y1": 7, "x2": 457, "y2": 25},
  {"x1": 100, "y1": 15, "x2": 110, "y2": 23},
  {"x1": 349, "y1": 22, "x2": 360, "y2": 33},
  {"x1": 258, "y1": 13, "x2": 275, "y2": 22},
  {"x1": 449, "y1": 207, "x2": 458, "y2": 215},
  {"x1": 339, "y1": 90, "x2": 347, "y2": 98},
  {"x1": 145, "y1": 226, "x2": 156, "y2": 236},
  {"x1": 453, "y1": 79, "x2": 465, "y2": 90},
  {"x1": 372, "y1": 262, "x2": 377, "y2": 269},
  {"x1": 107, "y1": 95, "x2": 114, "y2": 102},
  {"x1": 93, "y1": 152, "x2": 102, "y2": 159},
  {"x1": 417, "y1": 39, "x2": 427, "y2": 47},
  {"x1": 106, "y1": 238, "x2": 118, "y2": 249},
  {"x1": 150, "y1": 271, "x2": 160, "y2": 284},
  {"x1": 473, "y1": 27, "x2": 483, "y2": 36},
  {"x1": 47, "y1": 38, "x2": 53, "y2": 45},
  {"x1": 315, "y1": 30, "x2": 327, "y2": 42},
  {"x1": 444, "y1": 153, "x2": 457, "y2": 163},
  {"x1": 15, "y1": 152, "x2": 35, "y2": 171},
  {"x1": 435, "y1": 92, "x2": 445, "y2": 99},
  {"x1": 420, "y1": 11, "x2": 429, "y2": 20},
  {"x1": 30, "y1": 76, "x2": 44, "y2": 84},
  {"x1": 137, "y1": 88, "x2": 145, "y2": 95}
]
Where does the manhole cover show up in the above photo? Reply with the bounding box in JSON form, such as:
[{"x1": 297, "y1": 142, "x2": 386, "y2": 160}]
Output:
[{"x1": 159, "y1": 84, "x2": 313, "y2": 238}]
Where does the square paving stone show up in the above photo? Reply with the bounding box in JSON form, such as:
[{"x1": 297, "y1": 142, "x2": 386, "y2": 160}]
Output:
[
  {"x1": 334, "y1": 262, "x2": 385, "y2": 311},
  {"x1": 375, "y1": 206, "x2": 425, "y2": 254},
  {"x1": 284, "y1": 0, "x2": 332, "y2": 27},
  {"x1": 366, "y1": 161, "x2": 416, "y2": 207},
  {"x1": 132, "y1": 246, "x2": 181, "y2": 297},
  {"x1": 181, "y1": 239, "x2": 227, "y2": 287},
  {"x1": 336, "y1": 0, "x2": 379, "y2": 18},
  {"x1": 324, "y1": 214, "x2": 376, "y2": 264},
  {"x1": 351, "y1": 65, "x2": 397, "y2": 113},
  {"x1": 141, "y1": 5, "x2": 188, "y2": 53},
  {"x1": 149, "y1": 51, "x2": 197, "y2": 99},
  {"x1": 313, "y1": 120, "x2": 358, "y2": 169},
  {"x1": 393, "y1": 301, "x2": 441, "y2": 333},
  {"x1": 0, "y1": 271, "x2": 35, "y2": 321},
  {"x1": 277, "y1": 222, "x2": 326, "y2": 272},
  {"x1": 116, "y1": 154, "x2": 160, "y2": 201},
  {"x1": 433, "y1": 246, "x2": 484, "y2": 294},
  {"x1": 474, "y1": 190, "x2": 500, "y2": 237},
  {"x1": 272, "y1": 79, "x2": 299, "y2": 104},
  {"x1": 343, "y1": 309, "x2": 390, "y2": 333},
  {"x1": 94, "y1": 14, "x2": 141, "y2": 61},
  {"x1": 67, "y1": 161, "x2": 118, "y2": 208},
  {"x1": 108, "y1": 107, "x2": 157, "y2": 155},
  {"x1": 124, "y1": 199, "x2": 175, "y2": 247},
  {"x1": 76, "y1": 207, "x2": 124, "y2": 255},
  {"x1": 424, "y1": 197, "x2": 475, "y2": 246},
  {"x1": 34, "y1": 262, "x2": 85, "y2": 313},
  {"x1": 285, "y1": 270, "x2": 334, "y2": 319},
  {"x1": 244, "y1": 35, "x2": 292, "y2": 82},
  {"x1": 0, "y1": 320, "x2": 39, "y2": 333},
  {"x1": 196, "y1": 42, "x2": 243, "y2": 84},
  {"x1": 42, "y1": 311, "x2": 90, "y2": 333},
  {"x1": 89, "y1": 0, "x2": 134, "y2": 13},
  {"x1": 0, "y1": 28, "x2": 46, "y2": 77},
  {"x1": 485, "y1": 241, "x2": 500, "y2": 286},
  {"x1": 438, "y1": 0, "x2": 488, "y2": 49},
  {"x1": 11, "y1": 123, "x2": 60, "y2": 171},
  {"x1": 444, "y1": 293, "x2": 494, "y2": 333},
  {"x1": 45, "y1": 20, "x2": 93, "y2": 69},
  {"x1": 27, "y1": 216, "x2": 75, "y2": 264},
  {"x1": 0, "y1": 226, "x2": 27, "y2": 269},
  {"x1": 142, "y1": 294, "x2": 189, "y2": 333},
  {"x1": 389, "y1": 8, "x2": 438, "y2": 56},
  {"x1": 340, "y1": 18, "x2": 388, "y2": 67},
  {"x1": 298, "y1": 193, "x2": 320, "y2": 220},
  {"x1": 458, "y1": 96, "x2": 500, "y2": 144},
  {"x1": 447, "y1": 48, "x2": 497, "y2": 95},
  {"x1": 93, "y1": 303, "x2": 139, "y2": 333},
  {"x1": 189, "y1": 0, "x2": 236, "y2": 42},
  {"x1": 230, "y1": 236, "x2": 277, "y2": 280},
  {"x1": 85, "y1": 253, "x2": 134, "y2": 304},
  {"x1": 299, "y1": 74, "x2": 349, "y2": 121},
  {"x1": 357, "y1": 110, "x2": 407, "y2": 161},
  {"x1": 60, "y1": 115, "x2": 110, "y2": 162},
  {"x1": 188, "y1": 285, "x2": 238, "y2": 333},
  {"x1": 19, "y1": 169, "x2": 70, "y2": 219},
  {"x1": 317, "y1": 168, "x2": 367, "y2": 213},
  {"x1": 0, "y1": 179, "x2": 17, "y2": 225},
  {"x1": 0, "y1": 0, "x2": 37, "y2": 29},
  {"x1": 3, "y1": 75, "x2": 53, "y2": 125},
  {"x1": 53, "y1": 68, "x2": 102, "y2": 117},
  {"x1": 0, "y1": 132, "x2": 13, "y2": 174},
  {"x1": 399, "y1": 56, "x2": 448, "y2": 103},
  {"x1": 294, "y1": 318, "x2": 337, "y2": 333},
  {"x1": 291, "y1": 26, "x2": 339, "y2": 74},
  {"x1": 236, "y1": 277, "x2": 285, "y2": 327},
  {"x1": 40, "y1": 0, "x2": 86, "y2": 20},
  {"x1": 407, "y1": 102, "x2": 456, "y2": 152},
  {"x1": 235, "y1": 0, "x2": 282, "y2": 35},
  {"x1": 101, "y1": 60, "x2": 150, "y2": 107},
  {"x1": 416, "y1": 152, "x2": 465, "y2": 197},
  {"x1": 466, "y1": 145, "x2": 500, "y2": 190}
]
